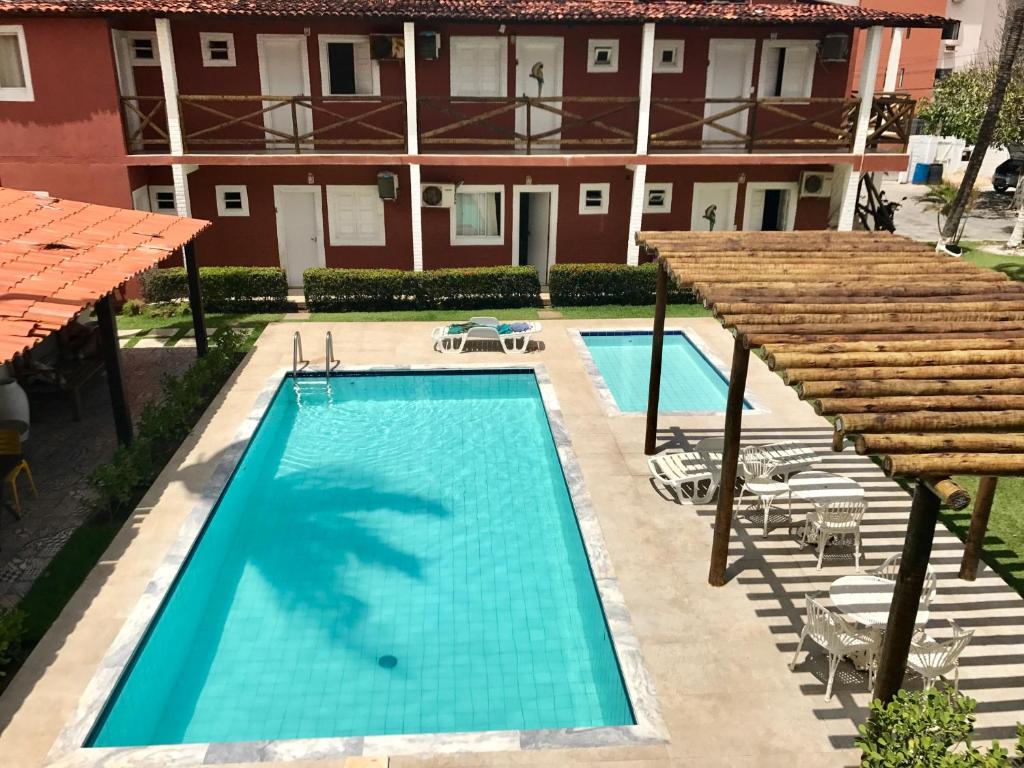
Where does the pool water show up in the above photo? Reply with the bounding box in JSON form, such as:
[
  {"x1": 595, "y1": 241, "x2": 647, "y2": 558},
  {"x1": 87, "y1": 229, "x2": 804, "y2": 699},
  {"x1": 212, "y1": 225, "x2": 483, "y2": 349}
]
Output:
[
  {"x1": 90, "y1": 371, "x2": 633, "y2": 747},
  {"x1": 582, "y1": 331, "x2": 748, "y2": 413}
]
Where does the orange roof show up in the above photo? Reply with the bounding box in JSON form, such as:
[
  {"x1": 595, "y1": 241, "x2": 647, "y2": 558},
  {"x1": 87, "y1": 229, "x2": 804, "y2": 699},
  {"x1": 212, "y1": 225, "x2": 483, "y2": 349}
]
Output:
[{"x1": 0, "y1": 187, "x2": 209, "y2": 364}]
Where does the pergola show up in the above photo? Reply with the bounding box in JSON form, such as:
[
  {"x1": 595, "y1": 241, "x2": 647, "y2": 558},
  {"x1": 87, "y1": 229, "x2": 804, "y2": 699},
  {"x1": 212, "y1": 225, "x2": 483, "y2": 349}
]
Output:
[
  {"x1": 636, "y1": 229, "x2": 1024, "y2": 702},
  {"x1": 0, "y1": 187, "x2": 209, "y2": 445}
]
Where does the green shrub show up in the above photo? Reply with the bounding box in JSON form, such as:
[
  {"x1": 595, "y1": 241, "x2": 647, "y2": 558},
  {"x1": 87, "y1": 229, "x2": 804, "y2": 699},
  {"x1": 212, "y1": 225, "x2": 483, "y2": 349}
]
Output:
[
  {"x1": 303, "y1": 266, "x2": 541, "y2": 312},
  {"x1": 140, "y1": 267, "x2": 288, "y2": 312},
  {"x1": 857, "y1": 687, "x2": 1021, "y2": 767},
  {"x1": 121, "y1": 298, "x2": 144, "y2": 316},
  {"x1": 548, "y1": 263, "x2": 695, "y2": 306},
  {"x1": 0, "y1": 608, "x2": 26, "y2": 674}
]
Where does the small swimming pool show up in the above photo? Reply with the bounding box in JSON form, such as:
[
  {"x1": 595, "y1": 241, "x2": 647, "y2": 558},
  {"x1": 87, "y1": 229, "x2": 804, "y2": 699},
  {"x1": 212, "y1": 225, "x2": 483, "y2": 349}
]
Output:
[
  {"x1": 88, "y1": 370, "x2": 633, "y2": 747},
  {"x1": 580, "y1": 331, "x2": 749, "y2": 414}
]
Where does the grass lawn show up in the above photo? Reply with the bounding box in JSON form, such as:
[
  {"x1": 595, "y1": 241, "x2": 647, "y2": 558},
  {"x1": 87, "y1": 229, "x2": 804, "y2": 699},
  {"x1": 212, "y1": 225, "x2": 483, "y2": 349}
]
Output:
[
  {"x1": 555, "y1": 304, "x2": 711, "y2": 319},
  {"x1": 116, "y1": 312, "x2": 284, "y2": 331},
  {"x1": 310, "y1": 308, "x2": 541, "y2": 322},
  {"x1": 960, "y1": 242, "x2": 1024, "y2": 281}
]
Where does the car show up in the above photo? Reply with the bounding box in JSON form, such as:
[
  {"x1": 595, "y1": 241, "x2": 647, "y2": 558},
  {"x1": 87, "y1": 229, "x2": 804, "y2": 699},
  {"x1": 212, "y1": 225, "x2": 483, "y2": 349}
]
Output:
[{"x1": 993, "y1": 153, "x2": 1024, "y2": 193}]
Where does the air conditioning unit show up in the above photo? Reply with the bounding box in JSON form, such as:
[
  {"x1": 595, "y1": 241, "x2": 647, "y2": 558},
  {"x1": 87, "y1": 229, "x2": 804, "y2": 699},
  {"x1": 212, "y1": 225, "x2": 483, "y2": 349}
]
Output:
[
  {"x1": 944, "y1": 39, "x2": 961, "y2": 51},
  {"x1": 421, "y1": 183, "x2": 456, "y2": 208},
  {"x1": 417, "y1": 32, "x2": 441, "y2": 61},
  {"x1": 820, "y1": 33, "x2": 850, "y2": 63},
  {"x1": 799, "y1": 171, "x2": 834, "y2": 198},
  {"x1": 377, "y1": 171, "x2": 399, "y2": 201},
  {"x1": 370, "y1": 34, "x2": 405, "y2": 60}
]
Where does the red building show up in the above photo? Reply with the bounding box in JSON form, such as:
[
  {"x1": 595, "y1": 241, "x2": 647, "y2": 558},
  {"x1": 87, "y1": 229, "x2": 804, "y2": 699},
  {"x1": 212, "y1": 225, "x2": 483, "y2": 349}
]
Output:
[{"x1": 0, "y1": 1, "x2": 942, "y2": 286}]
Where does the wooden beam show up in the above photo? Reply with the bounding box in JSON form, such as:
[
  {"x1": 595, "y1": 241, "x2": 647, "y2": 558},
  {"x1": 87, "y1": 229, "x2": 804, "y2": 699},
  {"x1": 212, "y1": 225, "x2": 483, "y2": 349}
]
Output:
[
  {"x1": 802, "y1": 378, "x2": 1024, "y2": 399},
  {"x1": 885, "y1": 453, "x2": 1024, "y2": 476},
  {"x1": 836, "y1": 410, "x2": 1024, "y2": 434},
  {"x1": 748, "y1": 329, "x2": 1024, "y2": 346},
  {"x1": 874, "y1": 480, "x2": 940, "y2": 703},
  {"x1": 764, "y1": 338, "x2": 1024, "y2": 355},
  {"x1": 816, "y1": 394, "x2": 1024, "y2": 415},
  {"x1": 729, "y1": 311, "x2": 1024, "y2": 327},
  {"x1": 709, "y1": 337, "x2": 750, "y2": 587},
  {"x1": 644, "y1": 261, "x2": 668, "y2": 455},
  {"x1": 94, "y1": 293, "x2": 133, "y2": 447},
  {"x1": 959, "y1": 476, "x2": 997, "y2": 581},
  {"x1": 717, "y1": 301, "x2": 1024, "y2": 317},
  {"x1": 739, "y1": 320, "x2": 1024, "y2": 338},
  {"x1": 183, "y1": 242, "x2": 208, "y2": 357},
  {"x1": 783, "y1": 364, "x2": 1024, "y2": 384},
  {"x1": 856, "y1": 433, "x2": 1024, "y2": 455},
  {"x1": 926, "y1": 478, "x2": 971, "y2": 511},
  {"x1": 770, "y1": 349, "x2": 1024, "y2": 370}
]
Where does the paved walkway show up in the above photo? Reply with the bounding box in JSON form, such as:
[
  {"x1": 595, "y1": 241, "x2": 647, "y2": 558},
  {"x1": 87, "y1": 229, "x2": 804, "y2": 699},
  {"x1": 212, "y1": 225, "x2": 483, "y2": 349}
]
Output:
[
  {"x1": 1, "y1": 319, "x2": 1021, "y2": 767},
  {"x1": 882, "y1": 178, "x2": 1020, "y2": 244}
]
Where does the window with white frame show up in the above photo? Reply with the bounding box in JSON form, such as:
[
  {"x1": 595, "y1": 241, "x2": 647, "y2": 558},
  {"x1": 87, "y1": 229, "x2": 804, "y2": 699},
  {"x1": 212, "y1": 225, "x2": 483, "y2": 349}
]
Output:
[
  {"x1": 326, "y1": 185, "x2": 386, "y2": 246},
  {"x1": 653, "y1": 40, "x2": 683, "y2": 73},
  {"x1": 587, "y1": 39, "x2": 619, "y2": 73},
  {"x1": 201, "y1": 33, "x2": 236, "y2": 67},
  {"x1": 758, "y1": 40, "x2": 816, "y2": 98},
  {"x1": 319, "y1": 36, "x2": 379, "y2": 96},
  {"x1": 643, "y1": 183, "x2": 673, "y2": 214},
  {"x1": 148, "y1": 186, "x2": 176, "y2": 214},
  {"x1": 449, "y1": 36, "x2": 507, "y2": 98},
  {"x1": 579, "y1": 183, "x2": 610, "y2": 215},
  {"x1": 128, "y1": 32, "x2": 160, "y2": 66},
  {"x1": 216, "y1": 185, "x2": 249, "y2": 217},
  {"x1": 452, "y1": 185, "x2": 503, "y2": 245},
  {"x1": 743, "y1": 182, "x2": 799, "y2": 232},
  {"x1": 0, "y1": 25, "x2": 32, "y2": 101}
]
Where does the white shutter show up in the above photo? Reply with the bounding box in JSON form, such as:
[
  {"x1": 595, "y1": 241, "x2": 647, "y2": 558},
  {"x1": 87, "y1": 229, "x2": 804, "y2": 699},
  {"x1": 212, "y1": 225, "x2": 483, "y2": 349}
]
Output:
[
  {"x1": 745, "y1": 189, "x2": 766, "y2": 231},
  {"x1": 353, "y1": 39, "x2": 373, "y2": 95},
  {"x1": 327, "y1": 185, "x2": 385, "y2": 246},
  {"x1": 780, "y1": 44, "x2": 813, "y2": 98},
  {"x1": 451, "y1": 37, "x2": 506, "y2": 98}
]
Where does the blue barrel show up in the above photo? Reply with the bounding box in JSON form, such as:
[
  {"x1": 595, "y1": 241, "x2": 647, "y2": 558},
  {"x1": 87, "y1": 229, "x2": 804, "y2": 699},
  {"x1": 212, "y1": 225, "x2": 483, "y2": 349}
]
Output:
[{"x1": 912, "y1": 162, "x2": 930, "y2": 184}]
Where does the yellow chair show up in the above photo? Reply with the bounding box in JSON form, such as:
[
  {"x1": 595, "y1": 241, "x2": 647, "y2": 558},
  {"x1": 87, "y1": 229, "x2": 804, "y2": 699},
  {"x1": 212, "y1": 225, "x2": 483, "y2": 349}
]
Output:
[{"x1": 0, "y1": 429, "x2": 36, "y2": 517}]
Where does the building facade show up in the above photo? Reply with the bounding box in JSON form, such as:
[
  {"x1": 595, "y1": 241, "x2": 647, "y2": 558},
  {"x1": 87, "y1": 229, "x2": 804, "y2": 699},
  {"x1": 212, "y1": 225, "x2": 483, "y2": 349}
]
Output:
[{"x1": 0, "y1": 1, "x2": 941, "y2": 285}]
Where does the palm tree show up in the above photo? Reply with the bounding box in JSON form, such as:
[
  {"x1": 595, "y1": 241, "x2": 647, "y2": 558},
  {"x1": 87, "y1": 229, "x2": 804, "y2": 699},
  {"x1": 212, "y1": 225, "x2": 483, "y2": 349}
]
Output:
[{"x1": 922, "y1": 181, "x2": 977, "y2": 247}]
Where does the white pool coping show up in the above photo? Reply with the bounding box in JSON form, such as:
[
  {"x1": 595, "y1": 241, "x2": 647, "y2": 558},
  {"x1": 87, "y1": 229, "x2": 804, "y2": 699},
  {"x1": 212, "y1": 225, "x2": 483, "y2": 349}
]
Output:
[{"x1": 46, "y1": 363, "x2": 667, "y2": 768}]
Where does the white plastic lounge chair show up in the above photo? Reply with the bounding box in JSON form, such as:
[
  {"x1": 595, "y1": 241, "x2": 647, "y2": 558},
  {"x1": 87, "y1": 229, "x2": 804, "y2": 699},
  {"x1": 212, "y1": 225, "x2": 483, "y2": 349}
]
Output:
[
  {"x1": 737, "y1": 446, "x2": 791, "y2": 537},
  {"x1": 907, "y1": 620, "x2": 974, "y2": 691},
  {"x1": 870, "y1": 553, "x2": 938, "y2": 607},
  {"x1": 648, "y1": 436, "x2": 726, "y2": 504},
  {"x1": 802, "y1": 499, "x2": 867, "y2": 571},
  {"x1": 752, "y1": 441, "x2": 818, "y2": 480},
  {"x1": 431, "y1": 319, "x2": 542, "y2": 354},
  {"x1": 789, "y1": 592, "x2": 879, "y2": 700}
]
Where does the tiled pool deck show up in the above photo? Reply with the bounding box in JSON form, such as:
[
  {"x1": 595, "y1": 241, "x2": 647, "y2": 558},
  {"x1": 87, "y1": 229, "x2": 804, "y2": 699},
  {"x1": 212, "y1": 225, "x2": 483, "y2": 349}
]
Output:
[{"x1": 1, "y1": 317, "x2": 1022, "y2": 768}]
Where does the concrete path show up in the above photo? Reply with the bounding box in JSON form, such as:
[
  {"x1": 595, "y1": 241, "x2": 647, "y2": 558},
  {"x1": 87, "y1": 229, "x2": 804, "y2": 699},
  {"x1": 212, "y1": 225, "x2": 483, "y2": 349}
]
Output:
[{"x1": 881, "y1": 179, "x2": 1020, "y2": 244}]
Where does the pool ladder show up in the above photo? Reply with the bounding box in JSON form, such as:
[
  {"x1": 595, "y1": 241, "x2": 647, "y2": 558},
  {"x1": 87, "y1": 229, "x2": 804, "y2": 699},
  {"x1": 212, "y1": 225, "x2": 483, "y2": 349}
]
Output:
[{"x1": 292, "y1": 331, "x2": 336, "y2": 402}]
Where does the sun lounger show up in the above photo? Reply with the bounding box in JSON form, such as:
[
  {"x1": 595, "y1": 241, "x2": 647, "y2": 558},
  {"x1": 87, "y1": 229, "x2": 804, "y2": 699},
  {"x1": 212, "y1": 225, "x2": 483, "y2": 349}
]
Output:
[{"x1": 431, "y1": 318, "x2": 542, "y2": 354}]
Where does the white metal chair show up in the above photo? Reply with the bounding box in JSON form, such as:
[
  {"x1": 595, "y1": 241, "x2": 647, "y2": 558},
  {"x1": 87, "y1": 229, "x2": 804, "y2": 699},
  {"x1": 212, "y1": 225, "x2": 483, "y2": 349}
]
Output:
[
  {"x1": 870, "y1": 553, "x2": 939, "y2": 607},
  {"x1": 802, "y1": 499, "x2": 867, "y2": 571},
  {"x1": 753, "y1": 441, "x2": 818, "y2": 480},
  {"x1": 737, "y1": 446, "x2": 791, "y2": 537},
  {"x1": 906, "y1": 620, "x2": 974, "y2": 691},
  {"x1": 647, "y1": 436, "x2": 725, "y2": 505},
  {"x1": 790, "y1": 592, "x2": 879, "y2": 700}
]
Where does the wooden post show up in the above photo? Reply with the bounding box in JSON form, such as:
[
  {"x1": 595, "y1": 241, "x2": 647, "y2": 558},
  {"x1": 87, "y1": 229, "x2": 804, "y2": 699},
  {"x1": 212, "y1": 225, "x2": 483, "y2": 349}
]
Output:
[
  {"x1": 644, "y1": 260, "x2": 668, "y2": 455},
  {"x1": 959, "y1": 475, "x2": 997, "y2": 581},
  {"x1": 94, "y1": 293, "x2": 133, "y2": 447},
  {"x1": 873, "y1": 480, "x2": 940, "y2": 702},
  {"x1": 708, "y1": 336, "x2": 751, "y2": 587},
  {"x1": 526, "y1": 98, "x2": 532, "y2": 156},
  {"x1": 291, "y1": 99, "x2": 301, "y2": 153},
  {"x1": 183, "y1": 241, "x2": 208, "y2": 357}
]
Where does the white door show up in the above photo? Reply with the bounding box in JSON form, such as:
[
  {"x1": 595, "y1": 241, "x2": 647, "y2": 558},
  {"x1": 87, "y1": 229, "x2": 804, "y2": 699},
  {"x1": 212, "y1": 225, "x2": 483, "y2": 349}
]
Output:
[
  {"x1": 274, "y1": 186, "x2": 325, "y2": 287},
  {"x1": 691, "y1": 183, "x2": 738, "y2": 232},
  {"x1": 258, "y1": 35, "x2": 313, "y2": 151},
  {"x1": 515, "y1": 37, "x2": 564, "y2": 150},
  {"x1": 704, "y1": 39, "x2": 756, "y2": 148}
]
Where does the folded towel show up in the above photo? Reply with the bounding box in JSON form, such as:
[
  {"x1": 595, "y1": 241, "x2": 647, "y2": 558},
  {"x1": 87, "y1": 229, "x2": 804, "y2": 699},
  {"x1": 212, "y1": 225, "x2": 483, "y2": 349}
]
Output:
[
  {"x1": 496, "y1": 323, "x2": 513, "y2": 335},
  {"x1": 447, "y1": 323, "x2": 475, "y2": 335},
  {"x1": 509, "y1": 322, "x2": 531, "y2": 332}
]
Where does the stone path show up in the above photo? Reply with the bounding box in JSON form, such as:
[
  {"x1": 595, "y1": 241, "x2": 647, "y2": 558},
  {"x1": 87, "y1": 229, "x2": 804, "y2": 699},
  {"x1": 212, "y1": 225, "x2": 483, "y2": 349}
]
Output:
[{"x1": 118, "y1": 325, "x2": 257, "y2": 349}]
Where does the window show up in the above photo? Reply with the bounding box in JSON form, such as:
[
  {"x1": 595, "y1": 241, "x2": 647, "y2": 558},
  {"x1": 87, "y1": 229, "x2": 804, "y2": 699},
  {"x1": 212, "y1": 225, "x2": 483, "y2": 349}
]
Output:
[
  {"x1": 941, "y1": 20, "x2": 962, "y2": 41},
  {"x1": 587, "y1": 39, "x2": 619, "y2": 73},
  {"x1": 326, "y1": 185, "x2": 385, "y2": 246},
  {"x1": 148, "y1": 186, "x2": 176, "y2": 214},
  {"x1": 934, "y1": 68, "x2": 954, "y2": 82},
  {"x1": 128, "y1": 32, "x2": 159, "y2": 66},
  {"x1": 0, "y1": 25, "x2": 32, "y2": 101},
  {"x1": 743, "y1": 182, "x2": 798, "y2": 232},
  {"x1": 201, "y1": 33, "x2": 235, "y2": 67},
  {"x1": 450, "y1": 36, "x2": 507, "y2": 98},
  {"x1": 579, "y1": 183, "x2": 610, "y2": 215},
  {"x1": 452, "y1": 185, "x2": 504, "y2": 245},
  {"x1": 653, "y1": 40, "x2": 683, "y2": 74},
  {"x1": 643, "y1": 183, "x2": 673, "y2": 214},
  {"x1": 758, "y1": 41, "x2": 816, "y2": 98},
  {"x1": 215, "y1": 185, "x2": 249, "y2": 217},
  {"x1": 318, "y1": 36, "x2": 379, "y2": 96}
]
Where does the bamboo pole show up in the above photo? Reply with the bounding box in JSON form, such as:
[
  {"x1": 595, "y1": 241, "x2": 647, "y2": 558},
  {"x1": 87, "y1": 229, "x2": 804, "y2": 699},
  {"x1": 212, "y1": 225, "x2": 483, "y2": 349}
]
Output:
[
  {"x1": 855, "y1": 433, "x2": 1024, "y2": 454},
  {"x1": 717, "y1": 301, "x2": 1024, "y2": 317},
  {"x1": 884, "y1": 454, "x2": 1024, "y2": 476},
  {"x1": 770, "y1": 349, "x2": 1024, "y2": 370},
  {"x1": 747, "y1": 329, "x2": 1024, "y2": 346},
  {"x1": 764, "y1": 338, "x2": 1024, "y2": 355},
  {"x1": 693, "y1": 283, "x2": 1024, "y2": 300},
  {"x1": 708, "y1": 291, "x2": 1024, "y2": 308},
  {"x1": 835, "y1": 410, "x2": 1024, "y2": 434},
  {"x1": 645, "y1": 262, "x2": 668, "y2": 455},
  {"x1": 739, "y1": 320, "x2": 1024, "y2": 338},
  {"x1": 800, "y1": 378, "x2": 1024, "y2": 398},
  {"x1": 729, "y1": 311, "x2": 1024, "y2": 327},
  {"x1": 783, "y1": 364, "x2": 1024, "y2": 384},
  {"x1": 815, "y1": 394, "x2": 1024, "y2": 415},
  {"x1": 927, "y1": 478, "x2": 971, "y2": 511},
  {"x1": 959, "y1": 476, "x2": 997, "y2": 581}
]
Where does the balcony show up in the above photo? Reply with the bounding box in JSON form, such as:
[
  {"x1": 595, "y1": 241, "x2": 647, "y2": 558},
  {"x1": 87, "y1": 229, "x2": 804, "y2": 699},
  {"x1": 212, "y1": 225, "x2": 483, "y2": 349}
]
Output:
[{"x1": 120, "y1": 92, "x2": 914, "y2": 156}]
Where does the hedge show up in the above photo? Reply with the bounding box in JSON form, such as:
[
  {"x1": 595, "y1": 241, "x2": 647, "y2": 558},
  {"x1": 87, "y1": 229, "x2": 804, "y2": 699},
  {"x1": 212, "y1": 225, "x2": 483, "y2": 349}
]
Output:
[
  {"x1": 140, "y1": 267, "x2": 288, "y2": 312},
  {"x1": 548, "y1": 263, "x2": 695, "y2": 306},
  {"x1": 304, "y1": 266, "x2": 541, "y2": 312}
]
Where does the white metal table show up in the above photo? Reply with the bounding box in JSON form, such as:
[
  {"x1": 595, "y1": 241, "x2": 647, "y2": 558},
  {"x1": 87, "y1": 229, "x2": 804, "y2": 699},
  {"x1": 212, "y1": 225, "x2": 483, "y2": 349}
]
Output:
[
  {"x1": 789, "y1": 471, "x2": 865, "y2": 509},
  {"x1": 830, "y1": 574, "x2": 931, "y2": 629}
]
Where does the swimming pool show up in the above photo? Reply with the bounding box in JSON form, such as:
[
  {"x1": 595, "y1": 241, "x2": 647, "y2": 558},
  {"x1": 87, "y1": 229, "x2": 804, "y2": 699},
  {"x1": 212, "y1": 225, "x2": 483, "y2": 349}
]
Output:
[
  {"x1": 88, "y1": 370, "x2": 634, "y2": 747},
  {"x1": 579, "y1": 331, "x2": 749, "y2": 414}
]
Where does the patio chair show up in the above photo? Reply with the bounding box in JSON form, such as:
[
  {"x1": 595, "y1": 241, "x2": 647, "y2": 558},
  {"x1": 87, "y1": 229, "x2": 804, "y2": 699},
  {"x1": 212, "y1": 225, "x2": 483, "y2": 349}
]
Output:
[
  {"x1": 790, "y1": 592, "x2": 879, "y2": 700},
  {"x1": 431, "y1": 318, "x2": 542, "y2": 354},
  {"x1": 0, "y1": 428, "x2": 36, "y2": 517},
  {"x1": 647, "y1": 436, "x2": 725, "y2": 505},
  {"x1": 906, "y1": 620, "x2": 974, "y2": 691},
  {"x1": 736, "y1": 446, "x2": 791, "y2": 537},
  {"x1": 870, "y1": 553, "x2": 939, "y2": 607},
  {"x1": 802, "y1": 499, "x2": 867, "y2": 571}
]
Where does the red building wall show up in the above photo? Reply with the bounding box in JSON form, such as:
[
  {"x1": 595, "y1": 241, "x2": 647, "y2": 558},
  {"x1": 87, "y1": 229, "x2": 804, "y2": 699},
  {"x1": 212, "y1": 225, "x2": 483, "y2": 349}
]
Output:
[{"x1": 847, "y1": 1, "x2": 943, "y2": 98}]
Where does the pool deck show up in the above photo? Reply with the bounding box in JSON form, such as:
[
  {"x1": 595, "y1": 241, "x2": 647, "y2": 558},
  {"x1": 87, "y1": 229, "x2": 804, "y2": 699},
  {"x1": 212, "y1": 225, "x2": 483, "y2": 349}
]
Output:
[{"x1": 1, "y1": 317, "x2": 1022, "y2": 768}]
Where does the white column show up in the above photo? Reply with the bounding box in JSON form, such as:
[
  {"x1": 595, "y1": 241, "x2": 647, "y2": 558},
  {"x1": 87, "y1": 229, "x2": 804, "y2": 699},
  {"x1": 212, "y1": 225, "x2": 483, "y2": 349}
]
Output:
[
  {"x1": 626, "y1": 23, "x2": 656, "y2": 266},
  {"x1": 156, "y1": 18, "x2": 191, "y2": 219},
  {"x1": 403, "y1": 22, "x2": 424, "y2": 270},
  {"x1": 837, "y1": 25, "x2": 883, "y2": 231},
  {"x1": 883, "y1": 28, "x2": 904, "y2": 92}
]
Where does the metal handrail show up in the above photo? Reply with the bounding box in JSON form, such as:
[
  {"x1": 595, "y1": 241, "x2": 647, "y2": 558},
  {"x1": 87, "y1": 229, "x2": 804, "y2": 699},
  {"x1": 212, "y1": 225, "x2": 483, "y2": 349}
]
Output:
[
  {"x1": 325, "y1": 331, "x2": 336, "y2": 381},
  {"x1": 293, "y1": 331, "x2": 307, "y2": 376}
]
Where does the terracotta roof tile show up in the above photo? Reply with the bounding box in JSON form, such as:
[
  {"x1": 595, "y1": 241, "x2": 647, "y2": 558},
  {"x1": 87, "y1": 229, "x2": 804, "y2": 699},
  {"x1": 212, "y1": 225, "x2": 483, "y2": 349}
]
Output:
[
  {"x1": 0, "y1": 187, "x2": 208, "y2": 365},
  {"x1": 0, "y1": 0, "x2": 945, "y2": 26}
]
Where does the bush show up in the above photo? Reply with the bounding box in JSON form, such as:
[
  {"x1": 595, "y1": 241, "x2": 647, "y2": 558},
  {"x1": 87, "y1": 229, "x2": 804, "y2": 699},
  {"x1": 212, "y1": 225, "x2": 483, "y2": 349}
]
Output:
[
  {"x1": 0, "y1": 608, "x2": 25, "y2": 674},
  {"x1": 857, "y1": 687, "x2": 1022, "y2": 767},
  {"x1": 548, "y1": 263, "x2": 695, "y2": 306},
  {"x1": 304, "y1": 266, "x2": 541, "y2": 312},
  {"x1": 140, "y1": 267, "x2": 288, "y2": 312}
]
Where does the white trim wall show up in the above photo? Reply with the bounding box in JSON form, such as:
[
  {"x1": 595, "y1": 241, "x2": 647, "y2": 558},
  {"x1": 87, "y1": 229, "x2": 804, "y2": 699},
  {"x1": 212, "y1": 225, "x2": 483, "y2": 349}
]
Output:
[
  {"x1": 403, "y1": 21, "x2": 423, "y2": 271},
  {"x1": 626, "y1": 22, "x2": 656, "y2": 265},
  {"x1": 0, "y1": 25, "x2": 34, "y2": 101},
  {"x1": 837, "y1": 25, "x2": 883, "y2": 231},
  {"x1": 742, "y1": 181, "x2": 799, "y2": 231},
  {"x1": 511, "y1": 183, "x2": 559, "y2": 276}
]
